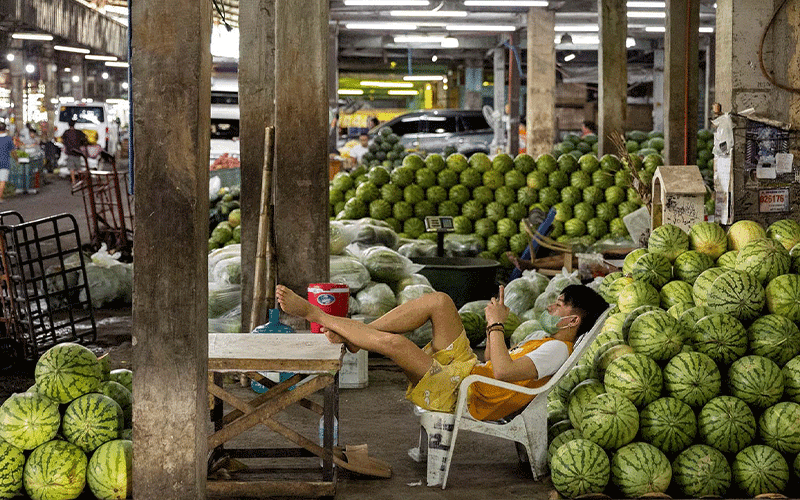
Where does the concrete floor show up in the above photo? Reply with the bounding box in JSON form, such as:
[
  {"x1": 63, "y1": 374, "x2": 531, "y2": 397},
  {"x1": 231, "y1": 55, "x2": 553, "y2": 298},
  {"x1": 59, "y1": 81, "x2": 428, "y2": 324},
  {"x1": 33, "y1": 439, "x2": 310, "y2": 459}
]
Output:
[{"x1": 0, "y1": 174, "x2": 556, "y2": 499}]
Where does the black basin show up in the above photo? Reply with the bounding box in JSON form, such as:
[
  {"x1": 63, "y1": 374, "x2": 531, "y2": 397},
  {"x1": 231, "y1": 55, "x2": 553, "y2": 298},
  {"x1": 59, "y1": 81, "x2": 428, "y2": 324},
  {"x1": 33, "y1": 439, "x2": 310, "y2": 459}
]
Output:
[{"x1": 412, "y1": 256, "x2": 501, "y2": 309}]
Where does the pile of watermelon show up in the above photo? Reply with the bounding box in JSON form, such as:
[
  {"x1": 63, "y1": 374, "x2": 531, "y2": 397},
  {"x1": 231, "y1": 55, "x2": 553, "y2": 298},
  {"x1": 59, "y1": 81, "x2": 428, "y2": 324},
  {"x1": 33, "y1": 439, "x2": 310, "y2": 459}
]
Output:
[
  {"x1": 547, "y1": 218, "x2": 800, "y2": 499},
  {"x1": 330, "y1": 130, "x2": 647, "y2": 269},
  {"x1": 0, "y1": 343, "x2": 133, "y2": 500}
]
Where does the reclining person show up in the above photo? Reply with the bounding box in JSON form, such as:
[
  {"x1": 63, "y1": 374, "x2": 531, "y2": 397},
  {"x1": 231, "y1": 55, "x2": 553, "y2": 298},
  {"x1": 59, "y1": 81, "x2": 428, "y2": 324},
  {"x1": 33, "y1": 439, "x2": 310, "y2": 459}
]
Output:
[{"x1": 275, "y1": 284, "x2": 607, "y2": 421}]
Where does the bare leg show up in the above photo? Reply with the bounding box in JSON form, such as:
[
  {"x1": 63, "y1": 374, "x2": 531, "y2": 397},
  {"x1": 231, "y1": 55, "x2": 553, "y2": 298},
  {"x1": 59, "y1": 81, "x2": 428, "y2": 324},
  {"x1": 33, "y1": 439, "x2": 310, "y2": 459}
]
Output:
[{"x1": 0, "y1": 180, "x2": 5, "y2": 201}]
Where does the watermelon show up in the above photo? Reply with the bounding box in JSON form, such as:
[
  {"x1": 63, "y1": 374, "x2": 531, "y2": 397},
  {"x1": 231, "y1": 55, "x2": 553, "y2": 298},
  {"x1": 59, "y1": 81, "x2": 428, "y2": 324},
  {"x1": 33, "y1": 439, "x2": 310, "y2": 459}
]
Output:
[
  {"x1": 627, "y1": 310, "x2": 683, "y2": 361},
  {"x1": 692, "y1": 267, "x2": 727, "y2": 307},
  {"x1": 747, "y1": 314, "x2": 800, "y2": 366},
  {"x1": 672, "y1": 250, "x2": 714, "y2": 285},
  {"x1": 698, "y1": 396, "x2": 756, "y2": 454},
  {"x1": 648, "y1": 224, "x2": 689, "y2": 262},
  {"x1": 108, "y1": 369, "x2": 133, "y2": 393},
  {"x1": 792, "y1": 243, "x2": 800, "y2": 273},
  {"x1": 0, "y1": 438, "x2": 25, "y2": 498},
  {"x1": 579, "y1": 392, "x2": 639, "y2": 450},
  {"x1": 621, "y1": 305, "x2": 661, "y2": 339},
  {"x1": 758, "y1": 402, "x2": 800, "y2": 454},
  {"x1": 597, "y1": 272, "x2": 623, "y2": 302},
  {"x1": 728, "y1": 355, "x2": 784, "y2": 410},
  {"x1": 553, "y1": 364, "x2": 595, "y2": 404},
  {"x1": 666, "y1": 301, "x2": 693, "y2": 320},
  {"x1": 595, "y1": 344, "x2": 634, "y2": 381},
  {"x1": 23, "y1": 440, "x2": 87, "y2": 500},
  {"x1": 716, "y1": 250, "x2": 738, "y2": 269},
  {"x1": 62, "y1": 393, "x2": 124, "y2": 453},
  {"x1": 603, "y1": 353, "x2": 662, "y2": 408},
  {"x1": 97, "y1": 355, "x2": 112, "y2": 382},
  {"x1": 550, "y1": 439, "x2": 610, "y2": 497},
  {"x1": 622, "y1": 248, "x2": 648, "y2": 275},
  {"x1": 599, "y1": 311, "x2": 626, "y2": 337},
  {"x1": 658, "y1": 280, "x2": 694, "y2": 309},
  {"x1": 35, "y1": 343, "x2": 103, "y2": 404},
  {"x1": 734, "y1": 238, "x2": 791, "y2": 285},
  {"x1": 98, "y1": 381, "x2": 133, "y2": 429},
  {"x1": 689, "y1": 221, "x2": 728, "y2": 259},
  {"x1": 783, "y1": 356, "x2": 800, "y2": 403},
  {"x1": 766, "y1": 218, "x2": 800, "y2": 250},
  {"x1": 548, "y1": 419, "x2": 573, "y2": 442},
  {"x1": 727, "y1": 220, "x2": 767, "y2": 251},
  {"x1": 87, "y1": 439, "x2": 132, "y2": 500},
  {"x1": 732, "y1": 445, "x2": 789, "y2": 497},
  {"x1": 616, "y1": 281, "x2": 660, "y2": 314},
  {"x1": 639, "y1": 397, "x2": 697, "y2": 454},
  {"x1": 706, "y1": 270, "x2": 766, "y2": 323},
  {"x1": 568, "y1": 379, "x2": 606, "y2": 430},
  {"x1": 610, "y1": 442, "x2": 672, "y2": 498},
  {"x1": 547, "y1": 428, "x2": 582, "y2": 462},
  {"x1": 663, "y1": 351, "x2": 721, "y2": 408},
  {"x1": 606, "y1": 276, "x2": 635, "y2": 304},
  {"x1": 765, "y1": 274, "x2": 800, "y2": 321},
  {"x1": 672, "y1": 444, "x2": 731, "y2": 498},
  {"x1": 0, "y1": 392, "x2": 60, "y2": 450},
  {"x1": 678, "y1": 305, "x2": 715, "y2": 331},
  {"x1": 630, "y1": 252, "x2": 672, "y2": 289},
  {"x1": 692, "y1": 313, "x2": 748, "y2": 365}
]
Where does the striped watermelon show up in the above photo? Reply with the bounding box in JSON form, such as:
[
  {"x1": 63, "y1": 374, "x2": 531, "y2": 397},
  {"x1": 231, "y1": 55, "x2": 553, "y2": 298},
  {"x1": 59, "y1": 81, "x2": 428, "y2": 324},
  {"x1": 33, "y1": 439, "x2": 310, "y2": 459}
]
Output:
[
  {"x1": 639, "y1": 397, "x2": 697, "y2": 454},
  {"x1": 663, "y1": 351, "x2": 721, "y2": 408},
  {"x1": 648, "y1": 224, "x2": 689, "y2": 262},
  {"x1": 689, "y1": 221, "x2": 728, "y2": 259},
  {"x1": 732, "y1": 445, "x2": 789, "y2": 497},
  {"x1": 758, "y1": 402, "x2": 800, "y2": 454},
  {"x1": 567, "y1": 379, "x2": 605, "y2": 430},
  {"x1": 698, "y1": 396, "x2": 756, "y2": 454},
  {"x1": 716, "y1": 250, "x2": 738, "y2": 269},
  {"x1": 35, "y1": 343, "x2": 103, "y2": 404},
  {"x1": 630, "y1": 252, "x2": 672, "y2": 289},
  {"x1": 691, "y1": 267, "x2": 727, "y2": 307},
  {"x1": 554, "y1": 364, "x2": 595, "y2": 404},
  {"x1": 706, "y1": 270, "x2": 766, "y2": 323},
  {"x1": 548, "y1": 419, "x2": 573, "y2": 442},
  {"x1": 672, "y1": 444, "x2": 731, "y2": 498},
  {"x1": 550, "y1": 439, "x2": 610, "y2": 497},
  {"x1": 120, "y1": 429, "x2": 131, "y2": 440},
  {"x1": 622, "y1": 248, "x2": 648, "y2": 275},
  {"x1": 584, "y1": 333, "x2": 626, "y2": 370},
  {"x1": 747, "y1": 314, "x2": 800, "y2": 366},
  {"x1": 795, "y1": 453, "x2": 800, "y2": 482},
  {"x1": 579, "y1": 392, "x2": 639, "y2": 450},
  {"x1": 627, "y1": 310, "x2": 684, "y2": 361},
  {"x1": 728, "y1": 355, "x2": 784, "y2": 410},
  {"x1": 766, "y1": 218, "x2": 800, "y2": 250},
  {"x1": 0, "y1": 393, "x2": 60, "y2": 451},
  {"x1": 547, "y1": 400, "x2": 567, "y2": 427},
  {"x1": 617, "y1": 281, "x2": 660, "y2": 314},
  {"x1": 727, "y1": 220, "x2": 766, "y2": 251},
  {"x1": 604, "y1": 353, "x2": 663, "y2": 408},
  {"x1": 734, "y1": 238, "x2": 791, "y2": 285},
  {"x1": 108, "y1": 369, "x2": 133, "y2": 393},
  {"x1": 666, "y1": 301, "x2": 693, "y2": 320},
  {"x1": 658, "y1": 280, "x2": 694, "y2": 309},
  {"x1": 765, "y1": 274, "x2": 800, "y2": 321},
  {"x1": 98, "y1": 381, "x2": 133, "y2": 429},
  {"x1": 783, "y1": 356, "x2": 800, "y2": 403},
  {"x1": 673, "y1": 250, "x2": 714, "y2": 285},
  {"x1": 692, "y1": 313, "x2": 748, "y2": 365},
  {"x1": 87, "y1": 439, "x2": 132, "y2": 500},
  {"x1": 610, "y1": 442, "x2": 672, "y2": 498},
  {"x1": 97, "y1": 355, "x2": 111, "y2": 382},
  {"x1": 621, "y1": 305, "x2": 660, "y2": 339},
  {"x1": 62, "y1": 394, "x2": 123, "y2": 453},
  {"x1": 606, "y1": 276, "x2": 635, "y2": 304},
  {"x1": 678, "y1": 305, "x2": 715, "y2": 331},
  {"x1": 597, "y1": 271, "x2": 623, "y2": 302},
  {"x1": 595, "y1": 344, "x2": 634, "y2": 381},
  {"x1": 791, "y1": 243, "x2": 800, "y2": 273},
  {"x1": 23, "y1": 440, "x2": 87, "y2": 500},
  {"x1": 0, "y1": 438, "x2": 25, "y2": 498},
  {"x1": 547, "y1": 428, "x2": 582, "y2": 463},
  {"x1": 599, "y1": 311, "x2": 626, "y2": 336}
]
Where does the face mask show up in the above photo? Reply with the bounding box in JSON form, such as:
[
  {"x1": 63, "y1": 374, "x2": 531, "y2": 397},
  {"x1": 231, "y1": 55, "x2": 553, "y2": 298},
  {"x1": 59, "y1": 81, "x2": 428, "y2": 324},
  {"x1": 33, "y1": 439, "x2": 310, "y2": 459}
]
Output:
[{"x1": 539, "y1": 310, "x2": 576, "y2": 335}]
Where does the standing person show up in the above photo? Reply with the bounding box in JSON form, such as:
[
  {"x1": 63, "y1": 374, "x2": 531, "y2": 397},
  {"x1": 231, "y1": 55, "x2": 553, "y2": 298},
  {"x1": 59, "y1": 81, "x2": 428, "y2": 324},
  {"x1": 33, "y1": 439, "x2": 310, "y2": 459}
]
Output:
[
  {"x1": 0, "y1": 123, "x2": 17, "y2": 203},
  {"x1": 275, "y1": 284, "x2": 607, "y2": 420},
  {"x1": 581, "y1": 120, "x2": 597, "y2": 137},
  {"x1": 348, "y1": 132, "x2": 370, "y2": 165},
  {"x1": 368, "y1": 116, "x2": 380, "y2": 130},
  {"x1": 61, "y1": 120, "x2": 87, "y2": 173}
]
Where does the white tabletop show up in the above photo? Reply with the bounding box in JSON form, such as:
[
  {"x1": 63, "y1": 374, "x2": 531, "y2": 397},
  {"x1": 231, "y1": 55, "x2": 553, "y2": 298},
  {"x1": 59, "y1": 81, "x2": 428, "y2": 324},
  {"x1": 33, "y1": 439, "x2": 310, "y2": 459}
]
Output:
[{"x1": 208, "y1": 333, "x2": 344, "y2": 373}]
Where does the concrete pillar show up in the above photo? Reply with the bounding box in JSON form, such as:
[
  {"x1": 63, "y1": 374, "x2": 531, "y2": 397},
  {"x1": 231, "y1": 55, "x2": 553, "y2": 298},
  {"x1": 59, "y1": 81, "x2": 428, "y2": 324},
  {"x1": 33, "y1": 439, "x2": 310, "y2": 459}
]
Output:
[
  {"x1": 273, "y1": 0, "x2": 330, "y2": 328},
  {"x1": 652, "y1": 48, "x2": 664, "y2": 133},
  {"x1": 493, "y1": 47, "x2": 506, "y2": 153},
  {"x1": 664, "y1": 0, "x2": 699, "y2": 166},
  {"x1": 463, "y1": 59, "x2": 482, "y2": 110},
  {"x1": 597, "y1": 0, "x2": 627, "y2": 156},
  {"x1": 526, "y1": 7, "x2": 556, "y2": 157},
  {"x1": 9, "y1": 41, "x2": 24, "y2": 130},
  {"x1": 507, "y1": 31, "x2": 520, "y2": 156},
  {"x1": 130, "y1": 0, "x2": 211, "y2": 497},
  {"x1": 42, "y1": 48, "x2": 57, "y2": 139},
  {"x1": 239, "y1": 0, "x2": 275, "y2": 331}
]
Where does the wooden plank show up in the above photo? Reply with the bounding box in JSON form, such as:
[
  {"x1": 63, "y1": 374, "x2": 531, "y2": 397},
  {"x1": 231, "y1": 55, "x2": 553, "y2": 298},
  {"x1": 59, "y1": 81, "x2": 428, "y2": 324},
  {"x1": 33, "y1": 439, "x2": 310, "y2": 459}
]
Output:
[
  {"x1": 130, "y1": 0, "x2": 211, "y2": 498},
  {"x1": 598, "y1": 0, "x2": 628, "y2": 156},
  {"x1": 208, "y1": 334, "x2": 344, "y2": 372},
  {"x1": 207, "y1": 480, "x2": 335, "y2": 498}
]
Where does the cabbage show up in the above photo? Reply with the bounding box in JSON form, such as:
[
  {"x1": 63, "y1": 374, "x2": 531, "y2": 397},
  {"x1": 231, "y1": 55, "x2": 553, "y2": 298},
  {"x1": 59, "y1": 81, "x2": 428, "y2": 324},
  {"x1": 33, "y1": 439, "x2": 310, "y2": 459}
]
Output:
[
  {"x1": 360, "y1": 246, "x2": 419, "y2": 283},
  {"x1": 330, "y1": 255, "x2": 371, "y2": 292},
  {"x1": 395, "y1": 273, "x2": 432, "y2": 294},
  {"x1": 443, "y1": 233, "x2": 485, "y2": 257},
  {"x1": 509, "y1": 320, "x2": 547, "y2": 347},
  {"x1": 330, "y1": 221, "x2": 350, "y2": 255},
  {"x1": 397, "y1": 239, "x2": 437, "y2": 259},
  {"x1": 503, "y1": 277, "x2": 542, "y2": 316},
  {"x1": 209, "y1": 282, "x2": 241, "y2": 318},
  {"x1": 356, "y1": 282, "x2": 397, "y2": 317},
  {"x1": 397, "y1": 284, "x2": 436, "y2": 305}
]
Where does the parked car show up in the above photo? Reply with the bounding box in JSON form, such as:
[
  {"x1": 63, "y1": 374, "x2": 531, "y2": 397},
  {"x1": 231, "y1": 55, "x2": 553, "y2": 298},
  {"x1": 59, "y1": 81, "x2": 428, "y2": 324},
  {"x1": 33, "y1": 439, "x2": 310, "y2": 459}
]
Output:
[{"x1": 372, "y1": 109, "x2": 494, "y2": 156}]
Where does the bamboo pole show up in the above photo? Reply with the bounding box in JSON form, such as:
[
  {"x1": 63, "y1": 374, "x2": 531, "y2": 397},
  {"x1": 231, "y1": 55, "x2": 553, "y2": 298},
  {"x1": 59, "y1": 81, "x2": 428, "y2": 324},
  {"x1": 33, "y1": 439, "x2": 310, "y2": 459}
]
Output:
[{"x1": 249, "y1": 126, "x2": 276, "y2": 332}]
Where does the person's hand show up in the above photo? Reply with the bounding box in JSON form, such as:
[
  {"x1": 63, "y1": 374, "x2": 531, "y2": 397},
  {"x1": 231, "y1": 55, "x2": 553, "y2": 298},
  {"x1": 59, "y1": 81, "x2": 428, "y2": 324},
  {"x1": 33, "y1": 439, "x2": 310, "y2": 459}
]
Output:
[{"x1": 484, "y1": 285, "x2": 509, "y2": 326}]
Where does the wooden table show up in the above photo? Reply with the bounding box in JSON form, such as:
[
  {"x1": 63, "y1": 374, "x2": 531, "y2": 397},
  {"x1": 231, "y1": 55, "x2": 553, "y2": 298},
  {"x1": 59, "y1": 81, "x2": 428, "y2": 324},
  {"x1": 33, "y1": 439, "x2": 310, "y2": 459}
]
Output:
[{"x1": 206, "y1": 333, "x2": 344, "y2": 498}]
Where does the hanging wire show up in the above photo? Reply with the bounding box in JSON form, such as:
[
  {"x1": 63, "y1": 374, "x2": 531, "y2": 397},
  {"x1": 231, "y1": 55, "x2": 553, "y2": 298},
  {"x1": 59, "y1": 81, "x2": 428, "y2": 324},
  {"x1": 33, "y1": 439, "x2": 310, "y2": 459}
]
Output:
[
  {"x1": 758, "y1": 0, "x2": 800, "y2": 94},
  {"x1": 502, "y1": 40, "x2": 523, "y2": 76},
  {"x1": 211, "y1": 0, "x2": 233, "y2": 32}
]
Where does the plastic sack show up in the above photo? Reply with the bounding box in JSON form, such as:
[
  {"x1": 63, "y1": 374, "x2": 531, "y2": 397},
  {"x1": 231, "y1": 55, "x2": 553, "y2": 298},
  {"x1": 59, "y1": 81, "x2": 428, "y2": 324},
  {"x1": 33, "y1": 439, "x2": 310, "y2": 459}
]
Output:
[
  {"x1": 521, "y1": 270, "x2": 550, "y2": 294},
  {"x1": 340, "y1": 218, "x2": 399, "y2": 249},
  {"x1": 458, "y1": 300, "x2": 490, "y2": 319},
  {"x1": 330, "y1": 221, "x2": 351, "y2": 256},
  {"x1": 209, "y1": 282, "x2": 242, "y2": 318},
  {"x1": 509, "y1": 320, "x2": 548, "y2": 348},
  {"x1": 519, "y1": 308, "x2": 540, "y2": 322},
  {"x1": 397, "y1": 239, "x2": 437, "y2": 259},
  {"x1": 209, "y1": 175, "x2": 222, "y2": 200},
  {"x1": 397, "y1": 284, "x2": 436, "y2": 305},
  {"x1": 544, "y1": 267, "x2": 580, "y2": 296},
  {"x1": 349, "y1": 295, "x2": 361, "y2": 316},
  {"x1": 586, "y1": 276, "x2": 605, "y2": 292},
  {"x1": 330, "y1": 255, "x2": 371, "y2": 293},
  {"x1": 208, "y1": 244, "x2": 241, "y2": 282},
  {"x1": 355, "y1": 282, "x2": 397, "y2": 318},
  {"x1": 503, "y1": 277, "x2": 543, "y2": 316},
  {"x1": 711, "y1": 113, "x2": 734, "y2": 157},
  {"x1": 405, "y1": 320, "x2": 433, "y2": 347},
  {"x1": 78, "y1": 244, "x2": 133, "y2": 307},
  {"x1": 211, "y1": 255, "x2": 241, "y2": 285},
  {"x1": 208, "y1": 305, "x2": 242, "y2": 333},
  {"x1": 444, "y1": 233, "x2": 485, "y2": 257},
  {"x1": 395, "y1": 273, "x2": 432, "y2": 295},
  {"x1": 349, "y1": 243, "x2": 424, "y2": 284},
  {"x1": 532, "y1": 289, "x2": 560, "y2": 317}
]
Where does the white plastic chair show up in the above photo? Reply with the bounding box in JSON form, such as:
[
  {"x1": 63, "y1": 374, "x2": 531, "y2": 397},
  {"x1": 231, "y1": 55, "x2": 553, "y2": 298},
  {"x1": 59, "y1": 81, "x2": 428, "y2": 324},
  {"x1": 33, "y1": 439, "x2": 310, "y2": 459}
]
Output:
[{"x1": 409, "y1": 308, "x2": 610, "y2": 489}]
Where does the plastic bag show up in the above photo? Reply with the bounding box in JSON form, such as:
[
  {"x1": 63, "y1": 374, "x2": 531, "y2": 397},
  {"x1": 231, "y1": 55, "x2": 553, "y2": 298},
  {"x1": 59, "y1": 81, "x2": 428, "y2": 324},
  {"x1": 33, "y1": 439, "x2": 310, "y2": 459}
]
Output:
[
  {"x1": 586, "y1": 276, "x2": 605, "y2": 292},
  {"x1": 340, "y1": 219, "x2": 399, "y2": 249},
  {"x1": 209, "y1": 282, "x2": 242, "y2": 318},
  {"x1": 208, "y1": 244, "x2": 241, "y2": 282},
  {"x1": 395, "y1": 273, "x2": 432, "y2": 294},
  {"x1": 330, "y1": 221, "x2": 351, "y2": 255},
  {"x1": 349, "y1": 243, "x2": 424, "y2": 284},
  {"x1": 208, "y1": 305, "x2": 242, "y2": 333},
  {"x1": 519, "y1": 308, "x2": 540, "y2": 322},
  {"x1": 209, "y1": 175, "x2": 222, "y2": 200},
  {"x1": 509, "y1": 320, "x2": 548, "y2": 347},
  {"x1": 443, "y1": 233, "x2": 485, "y2": 257},
  {"x1": 78, "y1": 244, "x2": 133, "y2": 307},
  {"x1": 397, "y1": 239, "x2": 437, "y2": 259},
  {"x1": 577, "y1": 253, "x2": 617, "y2": 281},
  {"x1": 355, "y1": 282, "x2": 397, "y2": 317},
  {"x1": 532, "y1": 289, "x2": 559, "y2": 317},
  {"x1": 711, "y1": 113, "x2": 734, "y2": 157},
  {"x1": 521, "y1": 270, "x2": 550, "y2": 294},
  {"x1": 503, "y1": 277, "x2": 542, "y2": 316},
  {"x1": 330, "y1": 255, "x2": 371, "y2": 293},
  {"x1": 211, "y1": 255, "x2": 241, "y2": 285},
  {"x1": 397, "y1": 284, "x2": 436, "y2": 305},
  {"x1": 544, "y1": 267, "x2": 580, "y2": 296},
  {"x1": 348, "y1": 295, "x2": 361, "y2": 316}
]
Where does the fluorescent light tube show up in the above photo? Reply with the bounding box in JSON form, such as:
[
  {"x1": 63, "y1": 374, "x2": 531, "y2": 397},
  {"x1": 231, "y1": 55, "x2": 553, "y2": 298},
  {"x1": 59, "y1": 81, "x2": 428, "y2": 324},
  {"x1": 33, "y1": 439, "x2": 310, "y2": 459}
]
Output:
[
  {"x1": 441, "y1": 37, "x2": 460, "y2": 47},
  {"x1": 12, "y1": 33, "x2": 53, "y2": 41},
  {"x1": 563, "y1": 53, "x2": 576, "y2": 61},
  {"x1": 105, "y1": 61, "x2": 129, "y2": 68},
  {"x1": 402, "y1": 75, "x2": 444, "y2": 81},
  {"x1": 345, "y1": 22, "x2": 418, "y2": 30},
  {"x1": 360, "y1": 81, "x2": 415, "y2": 88},
  {"x1": 554, "y1": 24, "x2": 598, "y2": 32},
  {"x1": 54, "y1": 45, "x2": 91, "y2": 54},
  {"x1": 388, "y1": 90, "x2": 419, "y2": 95},
  {"x1": 699, "y1": 26, "x2": 714, "y2": 33},
  {"x1": 627, "y1": 11, "x2": 665, "y2": 18},
  {"x1": 85, "y1": 55, "x2": 118, "y2": 61},
  {"x1": 345, "y1": 0, "x2": 429, "y2": 4},
  {"x1": 464, "y1": 1, "x2": 548, "y2": 6},
  {"x1": 645, "y1": 26, "x2": 665, "y2": 32},
  {"x1": 338, "y1": 89, "x2": 364, "y2": 95},
  {"x1": 390, "y1": 10, "x2": 468, "y2": 17},
  {"x1": 446, "y1": 24, "x2": 516, "y2": 31},
  {"x1": 394, "y1": 35, "x2": 447, "y2": 43},
  {"x1": 627, "y1": 1, "x2": 665, "y2": 7}
]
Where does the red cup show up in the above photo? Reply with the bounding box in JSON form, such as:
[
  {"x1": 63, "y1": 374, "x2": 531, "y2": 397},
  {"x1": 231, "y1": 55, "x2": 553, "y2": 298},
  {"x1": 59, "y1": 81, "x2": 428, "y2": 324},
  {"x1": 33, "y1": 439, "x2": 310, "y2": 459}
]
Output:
[{"x1": 307, "y1": 283, "x2": 349, "y2": 333}]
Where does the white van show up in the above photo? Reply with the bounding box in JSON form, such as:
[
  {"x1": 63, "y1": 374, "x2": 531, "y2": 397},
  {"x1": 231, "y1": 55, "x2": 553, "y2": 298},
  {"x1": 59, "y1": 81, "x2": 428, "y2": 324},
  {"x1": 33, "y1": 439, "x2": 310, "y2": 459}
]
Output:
[
  {"x1": 54, "y1": 102, "x2": 120, "y2": 156},
  {"x1": 209, "y1": 78, "x2": 240, "y2": 165}
]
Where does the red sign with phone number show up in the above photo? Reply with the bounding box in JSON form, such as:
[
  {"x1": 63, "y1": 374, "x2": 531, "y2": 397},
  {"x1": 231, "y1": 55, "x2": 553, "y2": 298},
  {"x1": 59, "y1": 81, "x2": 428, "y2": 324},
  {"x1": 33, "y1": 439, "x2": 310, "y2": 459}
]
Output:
[{"x1": 759, "y1": 188, "x2": 790, "y2": 212}]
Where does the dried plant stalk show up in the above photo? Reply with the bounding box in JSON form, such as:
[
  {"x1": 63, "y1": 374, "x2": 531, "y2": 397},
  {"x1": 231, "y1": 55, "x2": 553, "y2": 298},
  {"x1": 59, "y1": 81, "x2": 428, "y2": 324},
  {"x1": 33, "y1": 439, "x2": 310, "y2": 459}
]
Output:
[{"x1": 611, "y1": 132, "x2": 652, "y2": 210}]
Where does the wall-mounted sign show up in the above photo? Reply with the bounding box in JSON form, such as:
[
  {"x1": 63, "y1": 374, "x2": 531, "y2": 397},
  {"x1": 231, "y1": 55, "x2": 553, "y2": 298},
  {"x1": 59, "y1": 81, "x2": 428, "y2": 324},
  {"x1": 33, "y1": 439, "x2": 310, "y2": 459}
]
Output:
[{"x1": 759, "y1": 188, "x2": 790, "y2": 213}]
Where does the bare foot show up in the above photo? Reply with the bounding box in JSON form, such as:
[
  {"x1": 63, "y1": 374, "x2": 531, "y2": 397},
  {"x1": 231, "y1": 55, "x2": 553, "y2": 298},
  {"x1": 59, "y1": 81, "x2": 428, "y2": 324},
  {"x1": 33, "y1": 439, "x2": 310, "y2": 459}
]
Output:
[
  {"x1": 321, "y1": 326, "x2": 360, "y2": 353},
  {"x1": 275, "y1": 285, "x2": 318, "y2": 320}
]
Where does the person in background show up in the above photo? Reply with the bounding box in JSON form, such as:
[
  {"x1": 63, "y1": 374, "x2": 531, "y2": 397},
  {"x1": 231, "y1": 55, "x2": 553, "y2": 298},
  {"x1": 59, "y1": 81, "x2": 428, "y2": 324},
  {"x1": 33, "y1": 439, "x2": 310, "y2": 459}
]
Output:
[
  {"x1": 61, "y1": 120, "x2": 87, "y2": 173},
  {"x1": 368, "y1": 116, "x2": 380, "y2": 130},
  {"x1": 581, "y1": 120, "x2": 598, "y2": 137},
  {"x1": 0, "y1": 123, "x2": 17, "y2": 203},
  {"x1": 348, "y1": 132, "x2": 370, "y2": 165},
  {"x1": 21, "y1": 126, "x2": 39, "y2": 152}
]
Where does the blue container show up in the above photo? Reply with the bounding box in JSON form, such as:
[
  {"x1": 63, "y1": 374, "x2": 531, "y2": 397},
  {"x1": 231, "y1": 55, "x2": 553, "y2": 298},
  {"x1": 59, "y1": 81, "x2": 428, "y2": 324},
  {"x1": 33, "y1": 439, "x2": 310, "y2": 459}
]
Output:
[{"x1": 251, "y1": 308, "x2": 295, "y2": 393}]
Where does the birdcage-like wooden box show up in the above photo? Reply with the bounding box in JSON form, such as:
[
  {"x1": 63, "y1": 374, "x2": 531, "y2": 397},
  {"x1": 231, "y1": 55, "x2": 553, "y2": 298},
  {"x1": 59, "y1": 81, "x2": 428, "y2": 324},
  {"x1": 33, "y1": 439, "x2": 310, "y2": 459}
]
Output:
[{"x1": 651, "y1": 166, "x2": 706, "y2": 233}]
